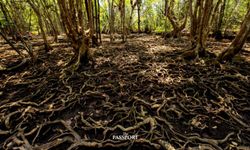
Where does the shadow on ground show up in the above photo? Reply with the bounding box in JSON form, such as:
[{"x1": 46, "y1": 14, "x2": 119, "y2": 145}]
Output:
[{"x1": 0, "y1": 34, "x2": 249, "y2": 150}]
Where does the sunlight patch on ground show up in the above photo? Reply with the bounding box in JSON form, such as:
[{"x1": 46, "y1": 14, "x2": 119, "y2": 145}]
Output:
[
  {"x1": 140, "y1": 62, "x2": 185, "y2": 85},
  {"x1": 57, "y1": 60, "x2": 65, "y2": 66},
  {"x1": 95, "y1": 57, "x2": 111, "y2": 65},
  {"x1": 113, "y1": 54, "x2": 139, "y2": 66},
  {"x1": 147, "y1": 45, "x2": 173, "y2": 54}
]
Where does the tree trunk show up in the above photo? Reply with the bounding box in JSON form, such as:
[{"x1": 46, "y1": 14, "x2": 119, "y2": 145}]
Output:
[
  {"x1": 189, "y1": 0, "x2": 198, "y2": 47},
  {"x1": 0, "y1": 1, "x2": 34, "y2": 60},
  {"x1": 53, "y1": 0, "x2": 65, "y2": 33},
  {"x1": 85, "y1": 0, "x2": 97, "y2": 46},
  {"x1": 96, "y1": 0, "x2": 101, "y2": 43},
  {"x1": 41, "y1": 0, "x2": 59, "y2": 42},
  {"x1": 94, "y1": 0, "x2": 100, "y2": 43},
  {"x1": 167, "y1": 13, "x2": 187, "y2": 38},
  {"x1": 128, "y1": 0, "x2": 136, "y2": 33},
  {"x1": 0, "y1": 1, "x2": 12, "y2": 35},
  {"x1": 58, "y1": 0, "x2": 90, "y2": 70},
  {"x1": 27, "y1": 0, "x2": 52, "y2": 52},
  {"x1": 217, "y1": 9, "x2": 250, "y2": 62},
  {"x1": 213, "y1": 0, "x2": 226, "y2": 40},
  {"x1": 10, "y1": 1, "x2": 27, "y2": 33},
  {"x1": 137, "y1": 0, "x2": 141, "y2": 33},
  {"x1": 120, "y1": 0, "x2": 126, "y2": 42},
  {"x1": 164, "y1": 0, "x2": 187, "y2": 38},
  {"x1": 0, "y1": 31, "x2": 23, "y2": 58},
  {"x1": 185, "y1": 0, "x2": 220, "y2": 58},
  {"x1": 108, "y1": 0, "x2": 115, "y2": 42}
]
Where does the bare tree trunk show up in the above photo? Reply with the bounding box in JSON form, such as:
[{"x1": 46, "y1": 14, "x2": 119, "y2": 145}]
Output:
[
  {"x1": 137, "y1": 0, "x2": 141, "y2": 33},
  {"x1": 213, "y1": 0, "x2": 226, "y2": 40},
  {"x1": 85, "y1": 0, "x2": 97, "y2": 46},
  {"x1": 41, "y1": 0, "x2": 59, "y2": 42},
  {"x1": 0, "y1": 31, "x2": 23, "y2": 58},
  {"x1": 28, "y1": 7, "x2": 32, "y2": 31},
  {"x1": 108, "y1": 0, "x2": 115, "y2": 42},
  {"x1": 0, "y1": 1, "x2": 12, "y2": 35},
  {"x1": 120, "y1": 0, "x2": 126, "y2": 42},
  {"x1": 217, "y1": 9, "x2": 250, "y2": 62},
  {"x1": 27, "y1": 0, "x2": 52, "y2": 52},
  {"x1": 0, "y1": 1, "x2": 34, "y2": 60},
  {"x1": 184, "y1": 0, "x2": 220, "y2": 59},
  {"x1": 128, "y1": 0, "x2": 137, "y2": 33},
  {"x1": 94, "y1": 0, "x2": 99, "y2": 43},
  {"x1": 194, "y1": 0, "x2": 214, "y2": 56},
  {"x1": 223, "y1": 0, "x2": 240, "y2": 34},
  {"x1": 10, "y1": 1, "x2": 27, "y2": 33},
  {"x1": 3, "y1": 1, "x2": 28, "y2": 40},
  {"x1": 189, "y1": 0, "x2": 199, "y2": 47},
  {"x1": 96, "y1": 0, "x2": 101, "y2": 43},
  {"x1": 164, "y1": 0, "x2": 187, "y2": 38},
  {"x1": 53, "y1": 0, "x2": 65, "y2": 33},
  {"x1": 57, "y1": 0, "x2": 90, "y2": 70}
]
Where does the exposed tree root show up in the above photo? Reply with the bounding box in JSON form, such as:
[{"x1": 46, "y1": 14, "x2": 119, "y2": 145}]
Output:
[
  {"x1": 0, "y1": 35, "x2": 250, "y2": 149},
  {"x1": 0, "y1": 59, "x2": 29, "y2": 74}
]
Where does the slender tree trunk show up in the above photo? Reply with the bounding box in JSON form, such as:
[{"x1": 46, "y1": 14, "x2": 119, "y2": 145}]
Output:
[
  {"x1": 189, "y1": 0, "x2": 198, "y2": 47},
  {"x1": 58, "y1": 0, "x2": 90, "y2": 70},
  {"x1": 53, "y1": 0, "x2": 65, "y2": 33},
  {"x1": 0, "y1": 31, "x2": 23, "y2": 58},
  {"x1": 0, "y1": 1, "x2": 11, "y2": 35},
  {"x1": 97, "y1": 0, "x2": 101, "y2": 43},
  {"x1": 2, "y1": 1, "x2": 25, "y2": 39},
  {"x1": 213, "y1": 0, "x2": 226, "y2": 40},
  {"x1": 0, "y1": 1, "x2": 34, "y2": 60},
  {"x1": 29, "y1": 8, "x2": 32, "y2": 31},
  {"x1": 85, "y1": 0, "x2": 96, "y2": 46},
  {"x1": 108, "y1": 0, "x2": 115, "y2": 42},
  {"x1": 137, "y1": 0, "x2": 141, "y2": 33},
  {"x1": 27, "y1": 0, "x2": 52, "y2": 52},
  {"x1": 217, "y1": 9, "x2": 250, "y2": 62},
  {"x1": 185, "y1": 0, "x2": 220, "y2": 58},
  {"x1": 194, "y1": 0, "x2": 214, "y2": 56},
  {"x1": 128, "y1": 0, "x2": 136, "y2": 32},
  {"x1": 164, "y1": 0, "x2": 187, "y2": 38},
  {"x1": 120, "y1": 0, "x2": 126, "y2": 42},
  {"x1": 223, "y1": 0, "x2": 239, "y2": 34},
  {"x1": 94, "y1": 0, "x2": 99, "y2": 42},
  {"x1": 41, "y1": 0, "x2": 59, "y2": 42},
  {"x1": 11, "y1": 1, "x2": 26, "y2": 33}
]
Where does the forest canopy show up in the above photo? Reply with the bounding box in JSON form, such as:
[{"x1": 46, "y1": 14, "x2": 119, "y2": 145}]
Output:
[{"x1": 0, "y1": 0, "x2": 249, "y2": 33}]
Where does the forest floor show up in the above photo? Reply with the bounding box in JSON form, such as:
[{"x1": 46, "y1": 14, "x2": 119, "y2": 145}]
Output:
[{"x1": 0, "y1": 34, "x2": 250, "y2": 150}]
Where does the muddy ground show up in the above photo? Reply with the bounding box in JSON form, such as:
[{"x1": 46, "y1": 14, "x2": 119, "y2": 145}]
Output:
[{"x1": 0, "y1": 34, "x2": 250, "y2": 150}]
